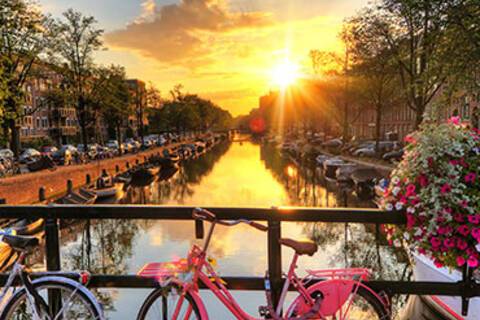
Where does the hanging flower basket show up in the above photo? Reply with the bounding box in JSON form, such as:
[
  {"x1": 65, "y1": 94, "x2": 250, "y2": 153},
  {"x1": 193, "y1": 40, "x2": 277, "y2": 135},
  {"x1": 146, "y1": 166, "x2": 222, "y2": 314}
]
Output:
[{"x1": 381, "y1": 117, "x2": 480, "y2": 269}]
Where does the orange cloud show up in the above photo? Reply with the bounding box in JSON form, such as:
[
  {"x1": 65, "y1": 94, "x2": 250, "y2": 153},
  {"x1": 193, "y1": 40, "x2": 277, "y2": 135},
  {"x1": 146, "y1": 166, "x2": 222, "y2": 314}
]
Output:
[{"x1": 105, "y1": 0, "x2": 273, "y2": 66}]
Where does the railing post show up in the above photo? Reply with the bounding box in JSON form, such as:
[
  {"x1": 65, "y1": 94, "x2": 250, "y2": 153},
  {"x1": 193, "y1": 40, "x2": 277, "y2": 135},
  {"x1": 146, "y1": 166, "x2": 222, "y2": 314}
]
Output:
[
  {"x1": 45, "y1": 213, "x2": 61, "y2": 314},
  {"x1": 268, "y1": 220, "x2": 282, "y2": 310},
  {"x1": 38, "y1": 187, "x2": 46, "y2": 203}
]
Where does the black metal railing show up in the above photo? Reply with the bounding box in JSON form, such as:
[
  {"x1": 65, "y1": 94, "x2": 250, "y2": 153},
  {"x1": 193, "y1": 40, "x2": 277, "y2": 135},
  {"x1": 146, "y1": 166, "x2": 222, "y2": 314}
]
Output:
[{"x1": 0, "y1": 204, "x2": 478, "y2": 314}]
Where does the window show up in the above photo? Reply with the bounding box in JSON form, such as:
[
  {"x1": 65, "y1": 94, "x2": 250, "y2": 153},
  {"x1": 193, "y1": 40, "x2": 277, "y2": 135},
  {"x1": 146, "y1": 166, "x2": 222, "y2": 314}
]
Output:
[{"x1": 36, "y1": 117, "x2": 40, "y2": 128}]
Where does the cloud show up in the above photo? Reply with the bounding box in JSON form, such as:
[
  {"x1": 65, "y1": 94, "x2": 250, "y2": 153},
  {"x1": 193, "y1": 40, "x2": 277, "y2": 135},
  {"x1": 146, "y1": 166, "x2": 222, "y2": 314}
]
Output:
[{"x1": 105, "y1": 0, "x2": 273, "y2": 66}]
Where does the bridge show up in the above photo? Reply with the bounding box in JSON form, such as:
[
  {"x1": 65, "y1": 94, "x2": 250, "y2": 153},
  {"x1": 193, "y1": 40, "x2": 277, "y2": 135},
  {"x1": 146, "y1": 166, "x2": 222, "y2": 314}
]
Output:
[{"x1": 0, "y1": 204, "x2": 478, "y2": 316}]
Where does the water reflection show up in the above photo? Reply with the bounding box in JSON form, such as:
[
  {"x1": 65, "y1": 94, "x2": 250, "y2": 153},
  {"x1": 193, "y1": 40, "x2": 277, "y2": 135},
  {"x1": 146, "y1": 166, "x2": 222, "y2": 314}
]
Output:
[{"x1": 56, "y1": 138, "x2": 426, "y2": 319}]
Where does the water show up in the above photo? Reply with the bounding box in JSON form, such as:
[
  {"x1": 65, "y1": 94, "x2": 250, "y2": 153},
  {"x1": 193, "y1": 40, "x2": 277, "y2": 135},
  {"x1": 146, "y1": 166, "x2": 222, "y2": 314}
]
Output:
[{"x1": 56, "y1": 137, "x2": 444, "y2": 319}]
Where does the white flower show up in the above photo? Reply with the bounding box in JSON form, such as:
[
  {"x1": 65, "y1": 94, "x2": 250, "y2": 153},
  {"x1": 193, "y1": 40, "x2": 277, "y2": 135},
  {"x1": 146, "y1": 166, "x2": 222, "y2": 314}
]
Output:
[
  {"x1": 476, "y1": 243, "x2": 480, "y2": 253},
  {"x1": 407, "y1": 207, "x2": 415, "y2": 214},
  {"x1": 403, "y1": 232, "x2": 410, "y2": 241},
  {"x1": 392, "y1": 176, "x2": 400, "y2": 185},
  {"x1": 394, "y1": 239, "x2": 402, "y2": 247},
  {"x1": 414, "y1": 228, "x2": 423, "y2": 237},
  {"x1": 395, "y1": 202, "x2": 404, "y2": 210},
  {"x1": 392, "y1": 187, "x2": 401, "y2": 196},
  {"x1": 386, "y1": 203, "x2": 394, "y2": 211}
]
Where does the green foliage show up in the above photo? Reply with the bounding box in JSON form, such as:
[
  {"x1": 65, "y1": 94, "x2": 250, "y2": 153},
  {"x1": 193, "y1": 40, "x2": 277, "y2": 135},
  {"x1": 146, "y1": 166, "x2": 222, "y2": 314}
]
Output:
[{"x1": 149, "y1": 86, "x2": 232, "y2": 133}]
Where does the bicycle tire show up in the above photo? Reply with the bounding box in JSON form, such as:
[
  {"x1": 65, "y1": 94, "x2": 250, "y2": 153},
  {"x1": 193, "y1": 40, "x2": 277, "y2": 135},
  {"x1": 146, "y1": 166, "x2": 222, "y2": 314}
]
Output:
[
  {"x1": 137, "y1": 285, "x2": 202, "y2": 320},
  {"x1": 0, "y1": 276, "x2": 104, "y2": 320},
  {"x1": 288, "y1": 284, "x2": 390, "y2": 319}
]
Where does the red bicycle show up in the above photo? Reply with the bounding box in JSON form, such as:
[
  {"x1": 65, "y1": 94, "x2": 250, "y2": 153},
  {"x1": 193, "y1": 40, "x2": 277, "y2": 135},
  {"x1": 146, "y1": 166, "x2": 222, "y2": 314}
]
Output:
[{"x1": 136, "y1": 208, "x2": 391, "y2": 319}]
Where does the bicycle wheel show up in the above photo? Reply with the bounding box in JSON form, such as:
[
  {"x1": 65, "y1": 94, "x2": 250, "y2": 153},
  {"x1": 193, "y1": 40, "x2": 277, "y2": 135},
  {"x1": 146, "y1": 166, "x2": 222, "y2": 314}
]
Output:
[
  {"x1": 137, "y1": 285, "x2": 201, "y2": 320},
  {"x1": 288, "y1": 285, "x2": 390, "y2": 320},
  {"x1": 0, "y1": 277, "x2": 103, "y2": 320}
]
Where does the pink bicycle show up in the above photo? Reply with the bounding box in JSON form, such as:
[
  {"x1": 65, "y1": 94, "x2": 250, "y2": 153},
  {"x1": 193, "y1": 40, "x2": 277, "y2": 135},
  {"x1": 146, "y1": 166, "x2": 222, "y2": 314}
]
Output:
[{"x1": 136, "y1": 208, "x2": 391, "y2": 319}]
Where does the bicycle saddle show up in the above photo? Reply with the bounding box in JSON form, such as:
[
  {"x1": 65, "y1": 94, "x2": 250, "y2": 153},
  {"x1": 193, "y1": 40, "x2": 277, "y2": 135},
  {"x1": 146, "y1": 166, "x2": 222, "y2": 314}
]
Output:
[
  {"x1": 2, "y1": 234, "x2": 39, "y2": 251},
  {"x1": 279, "y1": 238, "x2": 318, "y2": 256}
]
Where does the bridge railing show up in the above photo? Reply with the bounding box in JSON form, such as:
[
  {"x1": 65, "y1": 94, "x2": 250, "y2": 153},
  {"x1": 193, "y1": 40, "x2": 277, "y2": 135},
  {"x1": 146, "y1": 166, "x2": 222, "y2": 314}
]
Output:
[{"x1": 0, "y1": 204, "x2": 478, "y2": 314}]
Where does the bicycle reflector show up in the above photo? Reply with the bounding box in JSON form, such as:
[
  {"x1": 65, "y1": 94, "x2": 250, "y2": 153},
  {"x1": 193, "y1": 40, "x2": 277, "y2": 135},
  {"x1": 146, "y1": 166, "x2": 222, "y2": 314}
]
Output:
[{"x1": 80, "y1": 271, "x2": 91, "y2": 285}]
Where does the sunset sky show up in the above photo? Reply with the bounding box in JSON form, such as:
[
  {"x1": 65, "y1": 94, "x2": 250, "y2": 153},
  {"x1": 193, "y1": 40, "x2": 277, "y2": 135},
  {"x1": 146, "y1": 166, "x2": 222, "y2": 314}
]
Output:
[{"x1": 38, "y1": 0, "x2": 369, "y2": 116}]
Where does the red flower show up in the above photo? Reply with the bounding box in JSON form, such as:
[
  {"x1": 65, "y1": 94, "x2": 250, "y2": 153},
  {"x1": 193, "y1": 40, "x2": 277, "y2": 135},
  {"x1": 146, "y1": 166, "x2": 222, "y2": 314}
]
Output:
[
  {"x1": 457, "y1": 256, "x2": 466, "y2": 267},
  {"x1": 465, "y1": 173, "x2": 476, "y2": 184},
  {"x1": 457, "y1": 225, "x2": 470, "y2": 237},
  {"x1": 468, "y1": 215, "x2": 480, "y2": 224},
  {"x1": 468, "y1": 256, "x2": 479, "y2": 268},
  {"x1": 418, "y1": 174, "x2": 428, "y2": 187}
]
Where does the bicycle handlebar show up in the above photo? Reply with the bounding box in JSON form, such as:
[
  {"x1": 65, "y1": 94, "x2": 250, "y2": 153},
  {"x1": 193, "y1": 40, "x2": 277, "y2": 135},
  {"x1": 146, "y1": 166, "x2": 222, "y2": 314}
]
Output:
[{"x1": 192, "y1": 208, "x2": 268, "y2": 232}]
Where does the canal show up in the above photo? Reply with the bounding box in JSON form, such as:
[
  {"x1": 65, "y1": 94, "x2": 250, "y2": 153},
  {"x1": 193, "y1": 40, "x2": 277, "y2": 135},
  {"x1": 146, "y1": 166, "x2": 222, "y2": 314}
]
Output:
[{"x1": 56, "y1": 137, "x2": 443, "y2": 319}]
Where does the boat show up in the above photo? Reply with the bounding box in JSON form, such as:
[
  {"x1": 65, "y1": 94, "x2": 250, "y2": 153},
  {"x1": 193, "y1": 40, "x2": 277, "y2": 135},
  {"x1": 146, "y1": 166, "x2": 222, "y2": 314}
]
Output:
[
  {"x1": 130, "y1": 166, "x2": 158, "y2": 187},
  {"x1": 158, "y1": 164, "x2": 179, "y2": 181},
  {"x1": 10, "y1": 218, "x2": 44, "y2": 235},
  {"x1": 323, "y1": 158, "x2": 352, "y2": 181},
  {"x1": 351, "y1": 168, "x2": 384, "y2": 200},
  {"x1": 335, "y1": 163, "x2": 357, "y2": 185},
  {"x1": 412, "y1": 252, "x2": 480, "y2": 319},
  {"x1": 87, "y1": 175, "x2": 122, "y2": 199},
  {"x1": 55, "y1": 188, "x2": 97, "y2": 204}
]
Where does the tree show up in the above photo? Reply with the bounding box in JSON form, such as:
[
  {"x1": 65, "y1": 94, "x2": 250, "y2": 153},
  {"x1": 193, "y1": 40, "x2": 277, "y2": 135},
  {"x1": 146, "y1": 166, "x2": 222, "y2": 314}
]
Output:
[
  {"x1": 40, "y1": 87, "x2": 71, "y2": 145},
  {"x1": 0, "y1": 0, "x2": 54, "y2": 155},
  {"x1": 371, "y1": 0, "x2": 467, "y2": 127},
  {"x1": 347, "y1": 10, "x2": 401, "y2": 152},
  {"x1": 51, "y1": 9, "x2": 104, "y2": 148},
  {"x1": 93, "y1": 65, "x2": 131, "y2": 153}
]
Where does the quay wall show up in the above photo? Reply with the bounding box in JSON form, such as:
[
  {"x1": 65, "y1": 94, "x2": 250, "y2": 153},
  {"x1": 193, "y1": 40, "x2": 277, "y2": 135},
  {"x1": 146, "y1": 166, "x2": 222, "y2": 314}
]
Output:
[{"x1": 0, "y1": 146, "x2": 169, "y2": 204}]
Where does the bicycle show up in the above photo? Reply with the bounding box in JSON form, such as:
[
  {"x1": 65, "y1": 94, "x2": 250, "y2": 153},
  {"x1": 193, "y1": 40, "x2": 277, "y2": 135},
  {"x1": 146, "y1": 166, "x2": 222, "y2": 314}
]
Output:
[
  {"x1": 0, "y1": 229, "x2": 104, "y2": 319},
  {"x1": 136, "y1": 208, "x2": 391, "y2": 319}
]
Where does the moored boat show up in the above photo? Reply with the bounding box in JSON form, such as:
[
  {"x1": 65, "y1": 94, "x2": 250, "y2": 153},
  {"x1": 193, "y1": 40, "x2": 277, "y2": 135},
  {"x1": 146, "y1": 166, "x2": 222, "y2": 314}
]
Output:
[{"x1": 412, "y1": 252, "x2": 480, "y2": 319}]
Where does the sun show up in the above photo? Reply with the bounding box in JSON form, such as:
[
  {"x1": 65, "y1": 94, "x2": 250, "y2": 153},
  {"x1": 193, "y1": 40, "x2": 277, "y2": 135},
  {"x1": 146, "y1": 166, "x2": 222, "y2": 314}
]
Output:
[{"x1": 270, "y1": 59, "x2": 301, "y2": 89}]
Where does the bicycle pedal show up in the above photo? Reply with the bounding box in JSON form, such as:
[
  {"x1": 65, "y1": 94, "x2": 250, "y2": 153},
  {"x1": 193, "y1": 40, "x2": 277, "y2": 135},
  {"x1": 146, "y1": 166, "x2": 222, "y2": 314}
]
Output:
[{"x1": 258, "y1": 306, "x2": 271, "y2": 318}]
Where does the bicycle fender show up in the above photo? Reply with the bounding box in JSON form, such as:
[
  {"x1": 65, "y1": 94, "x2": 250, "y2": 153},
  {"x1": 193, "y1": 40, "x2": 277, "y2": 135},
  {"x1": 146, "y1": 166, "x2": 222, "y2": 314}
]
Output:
[{"x1": 31, "y1": 276, "x2": 104, "y2": 318}]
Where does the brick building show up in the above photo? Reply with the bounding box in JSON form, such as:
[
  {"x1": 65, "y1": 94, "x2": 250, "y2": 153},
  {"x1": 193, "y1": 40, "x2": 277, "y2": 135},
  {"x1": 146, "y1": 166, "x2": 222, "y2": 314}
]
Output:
[{"x1": 20, "y1": 66, "x2": 78, "y2": 144}]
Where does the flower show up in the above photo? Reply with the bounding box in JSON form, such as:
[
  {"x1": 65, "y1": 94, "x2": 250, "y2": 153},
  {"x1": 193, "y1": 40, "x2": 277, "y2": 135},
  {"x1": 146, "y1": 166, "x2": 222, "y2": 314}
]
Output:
[
  {"x1": 465, "y1": 173, "x2": 476, "y2": 184},
  {"x1": 468, "y1": 256, "x2": 479, "y2": 268},
  {"x1": 457, "y1": 256, "x2": 466, "y2": 267},
  {"x1": 440, "y1": 183, "x2": 452, "y2": 194},
  {"x1": 383, "y1": 118, "x2": 480, "y2": 270},
  {"x1": 448, "y1": 116, "x2": 461, "y2": 125}
]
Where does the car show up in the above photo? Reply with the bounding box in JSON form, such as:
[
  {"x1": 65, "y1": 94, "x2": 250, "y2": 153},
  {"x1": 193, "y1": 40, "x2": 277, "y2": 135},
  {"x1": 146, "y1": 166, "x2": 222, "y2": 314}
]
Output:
[
  {"x1": 383, "y1": 148, "x2": 404, "y2": 162},
  {"x1": 353, "y1": 146, "x2": 376, "y2": 157},
  {"x1": 0, "y1": 149, "x2": 14, "y2": 160},
  {"x1": 40, "y1": 146, "x2": 58, "y2": 157},
  {"x1": 52, "y1": 148, "x2": 73, "y2": 165},
  {"x1": 19, "y1": 148, "x2": 41, "y2": 163}
]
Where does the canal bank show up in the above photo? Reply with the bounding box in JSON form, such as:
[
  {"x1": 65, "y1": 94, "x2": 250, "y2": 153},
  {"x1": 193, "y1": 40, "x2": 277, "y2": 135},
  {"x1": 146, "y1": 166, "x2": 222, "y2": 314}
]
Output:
[{"x1": 0, "y1": 145, "x2": 175, "y2": 204}]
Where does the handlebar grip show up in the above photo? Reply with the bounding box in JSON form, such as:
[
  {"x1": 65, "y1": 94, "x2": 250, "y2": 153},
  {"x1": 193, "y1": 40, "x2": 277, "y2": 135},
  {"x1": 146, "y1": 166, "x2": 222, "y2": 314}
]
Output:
[
  {"x1": 249, "y1": 221, "x2": 268, "y2": 232},
  {"x1": 192, "y1": 208, "x2": 216, "y2": 221}
]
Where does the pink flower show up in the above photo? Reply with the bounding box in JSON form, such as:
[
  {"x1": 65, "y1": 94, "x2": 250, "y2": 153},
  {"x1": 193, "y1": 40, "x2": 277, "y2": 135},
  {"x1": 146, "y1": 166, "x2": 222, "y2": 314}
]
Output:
[
  {"x1": 418, "y1": 174, "x2": 428, "y2": 187},
  {"x1": 468, "y1": 215, "x2": 480, "y2": 224},
  {"x1": 457, "y1": 256, "x2": 466, "y2": 267},
  {"x1": 443, "y1": 238, "x2": 455, "y2": 248},
  {"x1": 471, "y1": 228, "x2": 480, "y2": 241},
  {"x1": 457, "y1": 239, "x2": 468, "y2": 250},
  {"x1": 430, "y1": 237, "x2": 441, "y2": 247},
  {"x1": 454, "y1": 213, "x2": 465, "y2": 223},
  {"x1": 468, "y1": 256, "x2": 479, "y2": 268},
  {"x1": 460, "y1": 200, "x2": 469, "y2": 208},
  {"x1": 465, "y1": 173, "x2": 476, "y2": 184},
  {"x1": 438, "y1": 226, "x2": 447, "y2": 235},
  {"x1": 406, "y1": 214, "x2": 416, "y2": 229},
  {"x1": 450, "y1": 159, "x2": 459, "y2": 166},
  {"x1": 440, "y1": 183, "x2": 452, "y2": 194},
  {"x1": 448, "y1": 116, "x2": 461, "y2": 125},
  {"x1": 457, "y1": 225, "x2": 470, "y2": 237},
  {"x1": 406, "y1": 184, "x2": 416, "y2": 197}
]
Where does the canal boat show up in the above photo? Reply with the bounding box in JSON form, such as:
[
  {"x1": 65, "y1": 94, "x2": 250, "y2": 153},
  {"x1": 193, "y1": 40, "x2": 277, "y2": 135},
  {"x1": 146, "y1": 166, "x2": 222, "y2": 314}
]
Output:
[
  {"x1": 130, "y1": 166, "x2": 158, "y2": 187},
  {"x1": 335, "y1": 163, "x2": 357, "y2": 185},
  {"x1": 351, "y1": 168, "x2": 384, "y2": 200},
  {"x1": 158, "y1": 164, "x2": 179, "y2": 181},
  {"x1": 323, "y1": 158, "x2": 352, "y2": 182},
  {"x1": 55, "y1": 187, "x2": 97, "y2": 204},
  {"x1": 87, "y1": 175, "x2": 122, "y2": 199},
  {"x1": 412, "y1": 252, "x2": 480, "y2": 319}
]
